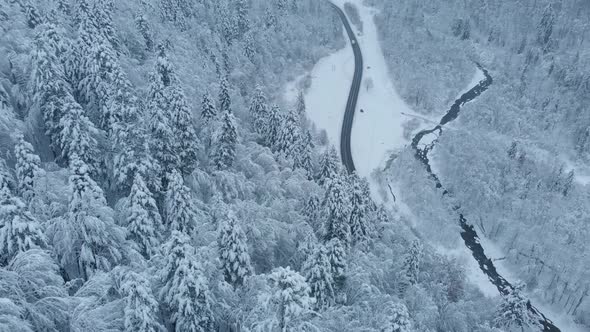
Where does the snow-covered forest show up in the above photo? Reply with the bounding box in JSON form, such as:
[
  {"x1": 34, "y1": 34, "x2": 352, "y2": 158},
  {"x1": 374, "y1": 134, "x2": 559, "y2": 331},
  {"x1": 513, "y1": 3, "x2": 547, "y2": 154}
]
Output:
[{"x1": 0, "y1": 0, "x2": 588, "y2": 331}]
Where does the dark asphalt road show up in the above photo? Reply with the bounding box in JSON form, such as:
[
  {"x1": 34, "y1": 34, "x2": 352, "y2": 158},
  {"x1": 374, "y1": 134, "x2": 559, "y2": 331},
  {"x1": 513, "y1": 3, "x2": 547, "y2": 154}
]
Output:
[{"x1": 330, "y1": 2, "x2": 363, "y2": 174}]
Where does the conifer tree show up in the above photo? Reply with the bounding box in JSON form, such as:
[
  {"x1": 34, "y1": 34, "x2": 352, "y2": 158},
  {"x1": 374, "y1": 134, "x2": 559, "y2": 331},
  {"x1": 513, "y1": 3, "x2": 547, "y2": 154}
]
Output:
[
  {"x1": 493, "y1": 283, "x2": 539, "y2": 331},
  {"x1": 218, "y1": 212, "x2": 252, "y2": 287},
  {"x1": 293, "y1": 130, "x2": 314, "y2": 178},
  {"x1": 236, "y1": 0, "x2": 250, "y2": 36},
  {"x1": 295, "y1": 90, "x2": 307, "y2": 126},
  {"x1": 58, "y1": 98, "x2": 98, "y2": 170},
  {"x1": 127, "y1": 174, "x2": 162, "y2": 259},
  {"x1": 166, "y1": 171, "x2": 198, "y2": 235},
  {"x1": 403, "y1": 240, "x2": 423, "y2": 285},
  {"x1": 0, "y1": 185, "x2": 46, "y2": 265},
  {"x1": 14, "y1": 134, "x2": 41, "y2": 203},
  {"x1": 381, "y1": 302, "x2": 413, "y2": 332},
  {"x1": 121, "y1": 271, "x2": 164, "y2": 332},
  {"x1": 276, "y1": 109, "x2": 301, "y2": 159},
  {"x1": 302, "y1": 194, "x2": 321, "y2": 232},
  {"x1": 349, "y1": 173, "x2": 373, "y2": 245},
  {"x1": 325, "y1": 238, "x2": 346, "y2": 291},
  {"x1": 218, "y1": 77, "x2": 232, "y2": 114},
  {"x1": 267, "y1": 266, "x2": 314, "y2": 331},
  {"x1": 134, "y1": 13, "x2": 154, "y2": 51},
  {"x1": 264, "y1": 105, "x2": 282, "y2": 148},
  {"x1": 160, "y1": 231, "x2": 215, "y2": 332},
  {"x1": 49, "y1": 155, "x2": 125, "y2": 280},
  {"x1": 303, "y1": 244, "x2": 334, "y2": 310},
  {"x1": 249, "y1": 86, "x2": 268, "y2": 136},
  {"x1": 317, "y1": 146, "x2": 341, "y2": 186},
  {"x1": 201, "y1": 91, "x2": 217, "y2": 125},
  {"x1": 323, "y1": 173, "x2": 352, "y2": 245},
  {"x1": 213, "y1": 111, "x2": 238, "y2": 170},
  {"x1": 169, "y1": 85, "x2": 199, "y2": 175}
]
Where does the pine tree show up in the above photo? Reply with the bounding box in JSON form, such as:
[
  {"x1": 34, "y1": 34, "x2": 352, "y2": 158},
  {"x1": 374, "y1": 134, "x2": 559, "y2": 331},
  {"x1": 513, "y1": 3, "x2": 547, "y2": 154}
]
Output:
[
  {"x1": 201, "y1": 91, "x2": 217, "y2": 125},
  {"x1": 302, "y1": 194, "x2": 321, "y2": 232},
  {"x1": 58, "y1": 98, "x2": 98, "y2": 170},
  {"x1": 293, "y1": 130, "x2": 314, "y2": 178},
  {"x1": 493, "y1": 283, "x2": 540, "y2": 331},
  {"x1": 349, "y1": 173, "x2": 373, "y2": 245},
  {"x1": 537, "y1": 4, "x2": 555, "y2": 49},
  {"x1": 121, "y1": 271, "x2": 164, "y2": 332},
  {"x1": 49, "y1": 156, "x2": 125, "y2": 280},
  {"x1": 169, "y1": 85, "x2": 199, "y2": 175},
  {"x1": 323, "y1": 173, "x2": 352, "y2": 245},
  {"x1": 264, "y1": 105, "x2": 282, "y2": 148},
  {"x1": 295, "y1": 90, "x2": 307, "y2": 127},
  {"x1": 14, "y1": 134, "x2": 41, "y2": 203},
  {"x1": 134, "y1": 13, "x2": 154, "y2": 51},
  {"x1": 325, "y1": 238, "x2": 346, "y2": 291},
  {"x1": 218, "y1": 77, "x2": 232, "y2": 114},
  {"x1": 381, "y1": 302, "x2": 413, "y2": 332},
  {"x1": 127, "y1": 174, "x2": 162, "y2": 259},
  {"x1": 160, "y1": 231, "x2": 215, "y2": 332},
  {"x1": 0, "y1": 185, "x2": 46, "y2": 265},
  {"x1": 213, "y1": 111, "x2": 238, "y2": 170},
  {"x1": 166, "y1": 171, "x2": 198, "y2": 235},
  {"x1": 217, "y1": 211, "x2": 253, "y2": 286},
  {"x1": 249, "y1": 86, "x2": 268, "y2": 136},
  {"x1": 402, "y1": 240, "x2": 423, "y2": 285},
  {"x1": 303, "y1": 244, "x2": 334, "y2": 310},
  {"x1": 317, "y1": 146, "x2": 341, "y2": 186},
  {"x1": 267, "y1": 266, "x2": 314, "y2": 331},
  {"x1": 276, "y1": 109, "x2": 301, "y2": 159},
  {"x1": 236, "y1": 0, "x2": 250, "y2": 36}
]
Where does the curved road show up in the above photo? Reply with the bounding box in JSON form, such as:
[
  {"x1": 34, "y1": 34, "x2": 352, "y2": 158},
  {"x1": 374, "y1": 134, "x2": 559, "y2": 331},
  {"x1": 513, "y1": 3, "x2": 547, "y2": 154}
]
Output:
[{"x1": 330, "y1": 2, "x2": 363, "y2": 174}]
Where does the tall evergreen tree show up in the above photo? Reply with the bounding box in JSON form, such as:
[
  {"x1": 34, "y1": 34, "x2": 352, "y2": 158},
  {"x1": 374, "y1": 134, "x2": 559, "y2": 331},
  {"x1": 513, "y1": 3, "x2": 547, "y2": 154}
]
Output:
[
  {"x1": 58, "y1": 98, "x2": 98, "y2": 170},
  {"x1": 213, "y1": 111, "x2": 238, "y2": 170},
  {"x1": 165, "y1": 171, "x2": 198, "y2": 235},
  {"x1": 295, "y1": 90, "x2": 307, "y2": 126},
  {"x1": 276, "y1": 109, "x2": 301, "y2": 159},
  {"x1": 160, "y1": 231, "x2": 215, "y2": 332},
  {"x1": 169, "y1": 85, "x2": 199, "y2": 175},
  {"x1": 348, "y1": 173, "x2": 373, "y2": 245},
  {"x1": 267, "y1": 266, "x2": 314, "y2": 331},
  {"x1": 217, "y1": 212, "x2": 253, "y2": 287},
  {"x1": 264, "y1": 105, "x2": 282, "y2": 148},
  {"x1": 303, "y1": 244, "x2": 334, "y2": 310},
  {"x1": 402, "y1": 240, "x2": 423, "y2": 285},
  {"x1": 325, "y1": 238, "x2": 346, "y2": 292},
  {"x1": 0, "y1": 185, "x2": 46, "y2": 266},
  {"x1": 121, "y1": 271, "x2": 164, "y2": 332},
  {"x1": 293, "y1": 130, "x2": 314, "y2": 178},
  {"x1": 48, "y1": 156, "x2": 125, "y2": 280},
  {"x1": 381, "y1": 302, "x2": 413, "y2": 332},
  {"x1": 323, "y1": 173, "x2": 352, "y2": 245},
  {"x1": 249, "y1": 85, "x2": 268, "y2": 136},
  {"x1": 201, "y1": 91, "x2": 217, "y2": 125},
  {"x1": 218, "y1": 77, "x2": 232, "y2": 114},
  {"x1": 317, "y1": 146, "x2": 341, "y2": 186},
  {"x1": 236, "y1": 0, "x2": 250, "y2": 36},
  {"x1": 14, "y1": 134, "x2": 41, "y2": 203},
  {"x1": 493, "y1": 283, "x2": 539, "y2": 331},
  {"x1": 126, "y1": 174, "x2": 162, "y2": 259}
]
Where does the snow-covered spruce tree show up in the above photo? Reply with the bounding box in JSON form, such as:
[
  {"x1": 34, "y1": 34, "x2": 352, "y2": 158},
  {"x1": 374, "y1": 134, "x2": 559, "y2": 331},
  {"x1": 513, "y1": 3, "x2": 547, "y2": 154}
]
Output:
[
  {"x1": 293, "y1": 130, "x2": 314, "y2": 179},
  {"x1": 121, "y1": 271, "x2": 164, "y2": 332},
  {"x1": 58, "y1": 97, "x2": 98, "y2": 170},
  {"x1": 348, "y1": 172, "x2": 373, "y2": 245},
  {"x1": 325, "y1": 238, "x2": 347, "y2": 292},
  {"x1": 213, "y1": 111, "x2": 238, "y2": 170},
  {"x1": 381, "y1": 302, "x2": 413, "y2": 332},
  {"x1": 160, "y1": 231, "x2": 215, "y2": 332},
  {"x1": 169, "y1": 85, "x2": 199, "y2": 175},
  {"x1": 218, "y1": 76, "x2": 232, "y2": 114},
  {"x1": 493, "y1": 283, "x2": 540, "y2": 331},
  {"x1": 295, "y1": 90, "x2": 307, "y2": 126},
  {"x1": 263, "y1": 104, "x2": 282, "y2": 149},
  {"x1": 217, "y1": 211, "x2": 253, "y2": 287},
  {"x1": 235, "y1": 0, "x2": 250, "y2": 36},
  {"x1": 0, "y1": 185, "x2": 46, "y2": 266},
  {"x1": 126, "y1": 173, "x2": 162, "y2": 259},
  {"x1": 49, "y1": 155, "x2": 125, "y2": 280},
  {"x1": 402, "y1": 240, "x2": 423, "y2": 286},
  {"x1": 159, "y1": 0, "x2": 194, "y2": 31},
  {"x1": 249, "y1": 85, "x2": 268, "y2": 136},
  {"x1": 267, "y1": 266, "x2": 314, "y2": 331},
  {"x1": 302, "y1": 193, "x2": 321, "y2": 232},
  {"x1": 165, "y1": 170, "x2": 198, "y2": 235},
  {"x1": 323, "y1": 173, "x2": 352, "y2": 245},
  {"x1": 201, "y1": 91, "x2": 217, "y2": 125},
  {"x1": 14, "y1": 134, "x2": 41, "y2": 203},
  {"x1": 303, "y1": 244, "x2": 334, "y2": 310},
  {"x1": 134, "y1": 12, "x2": 154, "y2": 51},
  {"x1": 276, "y1": 109, "x2": 301, "y2": 159},
  {"x1": 317, "y1": 146, "x2": 341, "y2": 186}
]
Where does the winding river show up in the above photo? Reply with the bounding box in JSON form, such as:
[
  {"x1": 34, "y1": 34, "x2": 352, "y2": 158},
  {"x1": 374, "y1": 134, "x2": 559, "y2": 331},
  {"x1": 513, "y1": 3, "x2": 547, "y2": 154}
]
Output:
[{"x1": 410, "y1": 65, "x2": 560, "y2": 332}]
